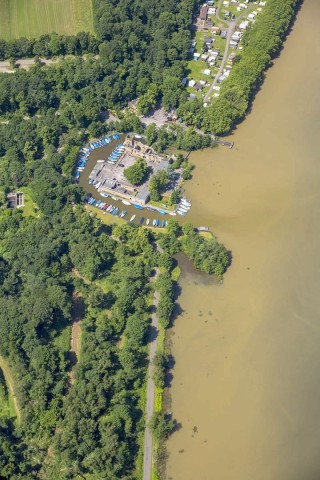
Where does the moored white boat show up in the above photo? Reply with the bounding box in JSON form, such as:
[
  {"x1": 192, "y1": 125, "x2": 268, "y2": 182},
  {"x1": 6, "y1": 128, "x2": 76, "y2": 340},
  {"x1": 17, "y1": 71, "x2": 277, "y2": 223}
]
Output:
[{"x1": 130, "y1": 214, "x2": 136, "y2": 222}]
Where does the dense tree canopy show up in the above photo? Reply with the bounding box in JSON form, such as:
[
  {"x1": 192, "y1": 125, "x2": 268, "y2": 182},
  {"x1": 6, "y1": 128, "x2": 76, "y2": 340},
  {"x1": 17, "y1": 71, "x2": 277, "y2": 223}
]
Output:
[{"x1": 124, "y1": 157, "x2": 150, "y2": 185}]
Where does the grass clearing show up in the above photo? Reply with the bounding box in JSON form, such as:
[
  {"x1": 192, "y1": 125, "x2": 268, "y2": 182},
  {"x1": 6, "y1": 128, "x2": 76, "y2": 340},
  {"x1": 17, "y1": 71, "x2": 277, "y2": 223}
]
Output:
[{"x1": 0, "y1": 0, "x2": 94, "y2": 40}]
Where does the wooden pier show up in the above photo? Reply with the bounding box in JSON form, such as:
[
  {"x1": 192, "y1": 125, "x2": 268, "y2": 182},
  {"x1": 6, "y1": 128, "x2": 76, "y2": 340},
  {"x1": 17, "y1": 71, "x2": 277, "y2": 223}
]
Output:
[
  {"x1": 216, "y1": 140, "x2": 234, "y2": 148},
  {"x1": 195, "y1": 226, "x2": 209, "y2": 232}
]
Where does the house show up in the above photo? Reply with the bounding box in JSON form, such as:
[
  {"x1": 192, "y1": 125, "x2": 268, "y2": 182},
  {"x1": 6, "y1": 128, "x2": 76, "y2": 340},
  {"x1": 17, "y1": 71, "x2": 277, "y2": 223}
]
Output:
[
  {"x1": 230, "y1": 40, "x2": 238, "y2": 48},
  {"x1": 231, "y1": 34, "x2": 240, "y2": 42},
  {"x1": 188, "y1": 79, "x2": 196, "y2": 87},
  {"x1": 193, "y1": 52, "x2": 201, "y2": 60},
  {"x1": 208, "y1": 7, "x2": 216, "y2": 14},
  {"x1": 239, "y1": 21, "x2": 249, "y2": 30},
  {"x1": 200, "y1": 5, "x2": 208, "y2": 21},
  {"x1": 204, "y1": 36, "x2": 213, "y2": 45},
  {"x1": 248, "y1": 12, "x2": 257, "y2": 20},
  {"x1": 7, "y1": 192, "x2": 24, "y2": 209},
  {"x1": 212, "y1": 26, "x2": 221, "y2": 35},
  {"x1": 194, "y1": 83, "x2": 203, "y2": 91},
  {"x1": 206, "y1": 19, "x2": 213, "y2": 27},
  {"x1": 199, "y1": 80, "x2": 207, "y2": 86},
  {"x1": 203, "y1": 68, "x2": 211, "y2": 76},
  {"x1": 221, "y1": 29, "x2": 228, "y2": 38},
  {"x1": 201, "y1": 54, "x2": 209, "y2": 61}
]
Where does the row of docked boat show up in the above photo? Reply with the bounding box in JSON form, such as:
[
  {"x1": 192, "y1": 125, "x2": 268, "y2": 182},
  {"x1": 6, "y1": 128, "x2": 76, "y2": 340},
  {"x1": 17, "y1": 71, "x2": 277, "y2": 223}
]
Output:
[
  {"x1": 74, "y1": 134, "x2": 120, "y2": 179},
  {"x1": 176, "y1": 198, "x2": 191, "y2": 216},
  {"x1": 86, "y1": 196, "x2": 167, "y2": 228},
  {"x1": 107, "y1": 144, "x2": 125, "y2": 164}
]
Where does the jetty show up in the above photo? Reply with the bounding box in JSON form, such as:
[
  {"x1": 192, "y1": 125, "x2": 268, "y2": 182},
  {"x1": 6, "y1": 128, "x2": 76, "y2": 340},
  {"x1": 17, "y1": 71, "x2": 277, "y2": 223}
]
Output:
[
  {"x1": 195, "y1": 226, "x2": 209, "y2": 232},
  {"x1": 215, "y1": 140, "x2": 234, "y2": 148}
]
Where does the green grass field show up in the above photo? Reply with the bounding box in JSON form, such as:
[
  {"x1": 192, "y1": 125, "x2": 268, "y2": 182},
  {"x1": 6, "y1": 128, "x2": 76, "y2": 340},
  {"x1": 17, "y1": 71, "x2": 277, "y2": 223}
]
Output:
[{"x1": 0, "y1": 0, "x2": 94, "y2": 40}]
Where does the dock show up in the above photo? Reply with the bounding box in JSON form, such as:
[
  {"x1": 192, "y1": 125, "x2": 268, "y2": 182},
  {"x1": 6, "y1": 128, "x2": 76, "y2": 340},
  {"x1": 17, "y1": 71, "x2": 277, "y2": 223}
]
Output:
[
  {"x1": 216, "y1": 140, "x2": 234, "y2": 148},
  {"x1": 195, "y1": 226, "x2": 209, "y2": 232}
]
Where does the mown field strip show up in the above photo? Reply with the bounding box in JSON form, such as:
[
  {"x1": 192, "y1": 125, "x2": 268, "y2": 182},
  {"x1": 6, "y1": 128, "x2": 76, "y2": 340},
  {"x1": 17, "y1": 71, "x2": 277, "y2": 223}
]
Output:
[{"x1": 0, "y1": 0, "x2": 93, "y2": 39}]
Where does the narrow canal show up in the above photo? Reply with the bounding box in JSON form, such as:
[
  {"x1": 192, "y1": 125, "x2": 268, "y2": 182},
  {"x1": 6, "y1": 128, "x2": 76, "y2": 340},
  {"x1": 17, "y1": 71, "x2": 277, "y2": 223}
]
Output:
[
  {"x1": 166, "y1": 2, "x2": 320, "y2": 480},
  {"x1": 79, "y1": 136, "x2": 174, "y2": 227}
]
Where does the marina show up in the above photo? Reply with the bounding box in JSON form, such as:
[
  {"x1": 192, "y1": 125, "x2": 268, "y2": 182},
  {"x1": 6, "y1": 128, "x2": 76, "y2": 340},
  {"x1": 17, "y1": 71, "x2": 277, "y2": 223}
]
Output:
[{"x1": 77, "y1": 133, "x2": 193, "y2": 225}]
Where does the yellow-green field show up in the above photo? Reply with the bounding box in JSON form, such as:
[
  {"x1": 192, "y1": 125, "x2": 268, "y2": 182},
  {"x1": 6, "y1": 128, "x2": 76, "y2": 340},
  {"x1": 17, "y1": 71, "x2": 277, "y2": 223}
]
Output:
[{"x1": 0, "y1": 0, "x2": 94, "y2": 40}]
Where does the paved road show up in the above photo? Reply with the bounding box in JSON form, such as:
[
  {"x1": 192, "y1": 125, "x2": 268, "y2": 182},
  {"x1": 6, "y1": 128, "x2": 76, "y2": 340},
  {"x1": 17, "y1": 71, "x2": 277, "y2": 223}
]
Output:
[
  {"x1": 0, "y1": 355, "x2": 21, "y2": 423},
  {"x1": 143, "y1": 266, "x2": 160, "y2": 480},
  {"x1": 204, "y1": 0, "x2": 236, "y2": 102}
]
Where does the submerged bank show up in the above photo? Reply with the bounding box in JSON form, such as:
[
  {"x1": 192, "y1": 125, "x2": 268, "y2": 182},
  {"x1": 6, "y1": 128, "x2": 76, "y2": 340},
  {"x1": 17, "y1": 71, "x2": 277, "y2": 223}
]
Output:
[{"x1": 166, "y1": 1, "x2": 320, "y2": 479}]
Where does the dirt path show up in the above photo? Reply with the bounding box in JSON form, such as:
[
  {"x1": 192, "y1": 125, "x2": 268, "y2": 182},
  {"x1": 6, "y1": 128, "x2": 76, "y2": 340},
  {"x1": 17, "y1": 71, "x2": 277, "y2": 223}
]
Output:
[
  {"x1": 143, "y1": 265, "x2": 161, "y2": 480},
  {"x1": 69, "y1": 293, "x2": 83, "y2": 385},
  {"x1": 0, "y1": 356, "x2": 21, "y2": 423}
]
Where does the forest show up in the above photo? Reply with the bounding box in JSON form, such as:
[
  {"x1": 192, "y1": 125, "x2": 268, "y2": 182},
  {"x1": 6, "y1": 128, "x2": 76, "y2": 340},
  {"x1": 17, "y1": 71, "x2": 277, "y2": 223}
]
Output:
[{"x1": 0, "y1": 0, "x2": 283, "y2": 476}]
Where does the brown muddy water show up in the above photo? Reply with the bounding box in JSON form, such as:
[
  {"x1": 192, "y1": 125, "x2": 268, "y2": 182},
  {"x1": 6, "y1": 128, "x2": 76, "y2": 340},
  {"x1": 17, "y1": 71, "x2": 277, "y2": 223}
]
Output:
[{"x1": 166, "y1": 2, "x2": 320, "y2": 480}]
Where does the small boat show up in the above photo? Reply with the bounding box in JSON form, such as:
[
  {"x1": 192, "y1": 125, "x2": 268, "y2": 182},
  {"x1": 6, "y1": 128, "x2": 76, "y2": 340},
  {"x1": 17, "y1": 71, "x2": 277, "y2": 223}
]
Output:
[
  {"x1": 111, "y1": 196, "x2": 118, "y2": 201},
  {"x1": 107, "y1": 205, "x2": 113, "y2": 212},
  {"x1": 155, "y1": 219, "x2": 160, "y2": 226},
  {"x1": 146, "y1": 219, "x2": 150, "y2": 225},
  {"x1": 120, "y1": 210, "x2": 127, "y2": 218},
  {"x1": 181, "y1": 200, "x2": 191, "y2": 207},
  {"x1": 133, "y1": 204, "x2": 143, "y2": 210},
  {"x1": 177, "y1": 210, "x2": 187, "y2": 216},
  {"x1": 113, "y1": 134, "x2": 120, "y2": 140},
  {"x1": 169, "y1": 211, "x2": 177, "y2": 216},
  {"x1": 103, "y1": 204, "x2": 109, "y2": 210},
  {"x1": 178, "y1": 206, "x2": 189, "y2": 213},
  {"x1": 153, "y1": 219, "x2": 157, "y2": 226},
  {"x1": 112, "y1": 208, "x2": 119, "y2": 215},
  {"x1": 96, "y1": 200, "x2": 102, "y2": 206},
  {"x1": 130, "y1": 214, "x2": 136, "y2": 222},
  {"x1": 162, "y1": 220, "x2": 166, "y2": 227},
  {"x1": 75, "y1": 172, "x2": 80, "y2": 179},
  {"x1": 122, "y1": 200, "x2": 131, "y2": 206},
  {"x1": 97, "y1": 159, "x2": 104, "y2": 163},
  {"x1": 139, "y1": 217, "x2": 144, "y2": 225},
  {"x1": 157, "y1": 209, "x2": 166, "y2": 215},
  {"x1": 100, "y1": 192, "x2": 109, "y2": 198}
]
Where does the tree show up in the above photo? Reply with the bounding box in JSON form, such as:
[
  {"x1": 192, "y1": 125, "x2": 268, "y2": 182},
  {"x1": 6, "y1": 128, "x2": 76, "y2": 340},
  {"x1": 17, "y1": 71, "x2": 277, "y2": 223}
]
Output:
[
  {"x1": 124, "y1": 158, "x2": 149, "y2": 185},
  {"x1": 182, "y1": 222, "x2": 194, "y2": 236},
  {"x1": 149, "y1": 170, "x2": 169, "y2": 202}
]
